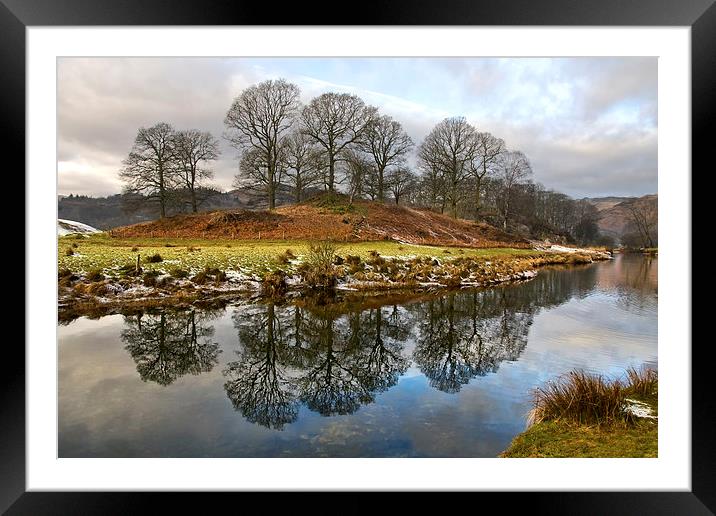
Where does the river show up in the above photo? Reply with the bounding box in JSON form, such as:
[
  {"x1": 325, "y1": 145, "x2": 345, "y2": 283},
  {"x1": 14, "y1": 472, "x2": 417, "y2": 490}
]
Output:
[{"x1": 58, "y1": 254, "x2": 657, "y2": 457}]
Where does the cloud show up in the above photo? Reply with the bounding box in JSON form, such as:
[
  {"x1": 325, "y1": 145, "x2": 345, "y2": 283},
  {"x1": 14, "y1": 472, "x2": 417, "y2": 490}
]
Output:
[{"x1": 57, "y1": 57, "x2": 657, "y2": 198}]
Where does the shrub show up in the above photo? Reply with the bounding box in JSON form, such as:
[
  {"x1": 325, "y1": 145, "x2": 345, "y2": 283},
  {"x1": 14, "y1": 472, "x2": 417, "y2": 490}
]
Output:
[
  {"x1": 529, "y1": 370, "x2": 633, "y2": 427},
  {"x1": 146, "y1": 253, "x2": 163, "y2": 263},
  {"x1": 300, "y1": 241, "x2": 338, "y2": 288},
  {"x1": 261, "y1": 270, "x2": 288, "y2": 296}
]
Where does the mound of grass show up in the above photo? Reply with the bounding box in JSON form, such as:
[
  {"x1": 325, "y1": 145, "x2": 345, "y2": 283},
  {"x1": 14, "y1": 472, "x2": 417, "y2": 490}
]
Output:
[
  {"x1": 502, "y1": 367, "x2": 658, "y2": 458},
  {"x1": 85, "y1": 268, "x2": 104, "y2": 282},
  {"x1": 169, "y1": 267, "x2": 189, "y2": 279},
  {"x1": 145, "y1": 253, "x2": 163, "y2": 263},
  {"x1": 191, "y1": 266, "x2": 226, "y2": 285},
  {"x1": 500, "y1": 420, "x2": 657, "y2": 458}
]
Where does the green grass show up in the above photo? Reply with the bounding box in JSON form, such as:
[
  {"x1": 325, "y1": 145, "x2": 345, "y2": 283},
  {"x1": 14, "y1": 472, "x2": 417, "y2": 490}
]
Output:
[
  {"x1": 500, "y1": 419, "x2": 657, "y2": 458},
  {"x1": 501, "y1": 367, "x2": 658, "y2": 458},
  {"x1": 58, "y1": 234, "x2": 539, "y2": 277}
]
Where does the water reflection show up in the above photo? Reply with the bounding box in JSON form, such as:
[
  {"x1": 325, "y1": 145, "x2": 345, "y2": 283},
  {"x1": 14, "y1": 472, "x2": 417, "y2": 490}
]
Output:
[
  {"x1": 121, "y1": 309, "x2": 221, "y2": 386},
  {"x1": 224, "y1": 302, "x2": 409, "y2": 428},
  {"x1": 98, "y1": 255, "x2": 657, "y2": 437}
]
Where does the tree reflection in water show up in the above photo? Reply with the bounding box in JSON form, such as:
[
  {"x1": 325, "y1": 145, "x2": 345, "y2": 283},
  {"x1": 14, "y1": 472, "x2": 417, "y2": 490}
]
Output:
[
  {"x1": 224, "y1": 302, "x2": 410, "y2": 428},
  {"x1": 121, "y1": 309, "x2": 221, "y2": 386},
  {"x1": 412, "y1": 290, "x2": 532, "y2": 393},
  {"x1": 220, "y1": 261, "x2": 606, "y2": 428}
]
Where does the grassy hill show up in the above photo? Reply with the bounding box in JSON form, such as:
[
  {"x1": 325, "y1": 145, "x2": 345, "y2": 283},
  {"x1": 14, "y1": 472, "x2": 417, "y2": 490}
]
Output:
[{"x1": 110, "y1": 194, "x2": 528, "y2": 248}]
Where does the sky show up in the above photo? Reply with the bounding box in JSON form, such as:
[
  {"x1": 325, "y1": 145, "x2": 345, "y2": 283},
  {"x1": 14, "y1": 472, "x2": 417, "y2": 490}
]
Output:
[{"x1": 57, "y1": 57, "x2": 657, "y2": 199}]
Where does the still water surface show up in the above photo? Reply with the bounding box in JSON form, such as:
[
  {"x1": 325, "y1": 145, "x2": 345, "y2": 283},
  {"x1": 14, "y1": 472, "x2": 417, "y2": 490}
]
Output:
[{"x1": 58, "y1": 254, "x2": 657, "y2": 457}]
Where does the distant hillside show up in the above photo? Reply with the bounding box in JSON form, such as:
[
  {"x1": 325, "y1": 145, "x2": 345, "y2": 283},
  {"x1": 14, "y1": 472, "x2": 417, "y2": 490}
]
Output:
[
  {"x1": 586, "y1": 196, "x2": 633, "y2": 212},
  {"x1": 111, "y1": 194, "x2": 528, "y2": 248},
  {"x1": 586, "y1": 194, "x2": 657, "y2": 240},
  {"x1": 58, "y1": 185, "x2": 317, "y2": 230}
]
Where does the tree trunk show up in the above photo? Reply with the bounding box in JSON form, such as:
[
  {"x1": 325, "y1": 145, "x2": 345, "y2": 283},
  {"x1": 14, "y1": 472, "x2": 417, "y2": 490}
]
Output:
[
  {"x1": 377, "y1": 167, "x2": 384, "y2": 202},
  {"x1": 158, "y1": 166, "x2": 166, "y2": 219},
  {"x1": 191, "y1": 189, "x2": 198, "y2": 213},
  {"x1": 268, "y1": 163, "x2": 276, "y2": 210},
  {"x1": 328, "y1": 159, "x2": 335, "y2": 193}
]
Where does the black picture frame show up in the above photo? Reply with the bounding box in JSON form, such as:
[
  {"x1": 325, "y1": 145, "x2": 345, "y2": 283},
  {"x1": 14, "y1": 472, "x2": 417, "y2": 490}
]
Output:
[{"x1": 5, "y1": 0, "x2": 709, "y2": 512}]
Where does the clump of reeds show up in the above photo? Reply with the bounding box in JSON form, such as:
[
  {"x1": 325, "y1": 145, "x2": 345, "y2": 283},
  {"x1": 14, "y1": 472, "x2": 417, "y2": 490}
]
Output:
[
  {"x1": 529, "y1": 370, "x2": 634, "y2": 427},
  {"x1": 625, "y1": 366, "x2": 658, "y2": 397}
]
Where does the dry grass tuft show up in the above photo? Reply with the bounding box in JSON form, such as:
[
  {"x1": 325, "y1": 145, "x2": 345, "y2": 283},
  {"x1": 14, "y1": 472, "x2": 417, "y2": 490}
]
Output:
[
  {"x1": 529, "y1": 370, "x2": 634, "y2": 427},
  {"x1": 625, "y1": 366, "x2": 658, "y2": 397}
]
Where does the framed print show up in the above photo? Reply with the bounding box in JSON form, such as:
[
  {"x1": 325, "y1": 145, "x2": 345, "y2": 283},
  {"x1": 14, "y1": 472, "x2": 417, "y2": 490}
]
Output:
[{"x1": 6, "y1": 0, "x2": 711, "y2": 512}]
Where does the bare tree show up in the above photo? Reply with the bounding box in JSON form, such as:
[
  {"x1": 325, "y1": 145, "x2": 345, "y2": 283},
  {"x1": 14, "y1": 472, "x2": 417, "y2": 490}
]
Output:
[
  {"x1": 626, "y1": 199, "x2": 657, "y2": 248},
  {"x1": 470, "y1": 132, "x2": 505, "y2": 216},
  {"x1": 343, "y1": 149, "x2": 373, "y2": 205},
  {"x1": 496, "y1": 150, "x2": 533, "y2": 229},
  {"x1": 224, "y1": 79, "x2": 300, "y2": 209},
  {"x1": 233, "y1": 148, "x2": 284, "y2": 201},
  {"x1": 301, "y1": 92, "x2": 376, "y2": 194},
  {"x1": 120, "y1": 122, "x2": 177, "y2": 219},
  {"x1": 387, "y1": 167, "x2": 416, "y2": 206},
  {"x1": 281, "y1": 131, "x2": 323, "y2": 203},
  {"x1": 172, "y1": 129, "x2": 220, "y2": 213},
  {"x1": 417, "y1": 117, "x2": 478, "y2": 218},
  {"x1": 416, "y1": 161, "x2": 446, "y2": 212},
  {"x1": 362, "y1": 114, "x2": 413, "y2": 202}
]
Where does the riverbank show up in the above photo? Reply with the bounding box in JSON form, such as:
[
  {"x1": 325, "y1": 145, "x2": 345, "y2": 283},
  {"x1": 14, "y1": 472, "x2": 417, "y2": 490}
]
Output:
[
  {"x1": 58, "y1": 234, "x2": 611, "y2": 320},
  {"x1": 501, "y1": 368, "x2": 658, "y2": 458}
]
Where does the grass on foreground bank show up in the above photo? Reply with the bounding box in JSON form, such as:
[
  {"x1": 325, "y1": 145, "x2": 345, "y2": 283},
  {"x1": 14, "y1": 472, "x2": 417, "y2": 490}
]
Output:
[
  {"x1": 58, "y1": 234, "x2": 539, "y2": 276},
  {"x1": 501, "y1": 367, "x2": 658, "y2": 458}
]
